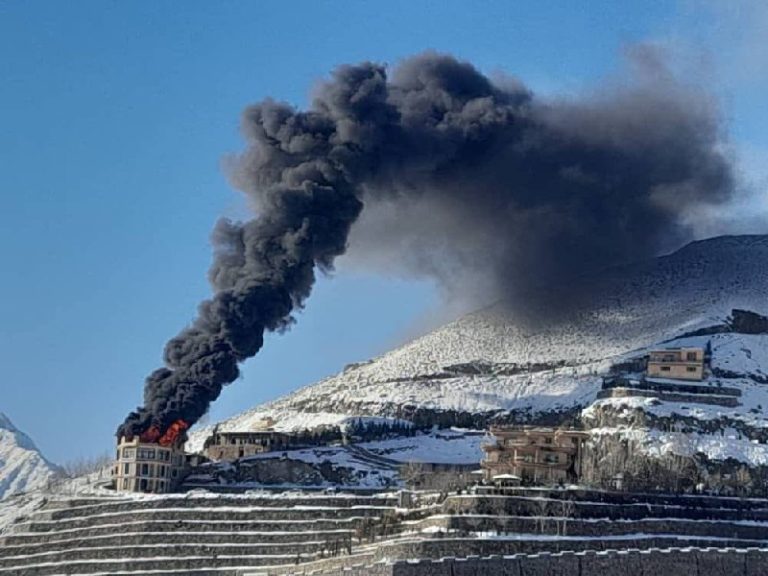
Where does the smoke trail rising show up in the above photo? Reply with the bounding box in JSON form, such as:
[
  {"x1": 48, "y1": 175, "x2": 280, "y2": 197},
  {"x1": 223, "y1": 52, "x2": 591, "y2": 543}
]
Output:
[{"x1": 118, "y1": 49, "x2": 733, "y2": 438}]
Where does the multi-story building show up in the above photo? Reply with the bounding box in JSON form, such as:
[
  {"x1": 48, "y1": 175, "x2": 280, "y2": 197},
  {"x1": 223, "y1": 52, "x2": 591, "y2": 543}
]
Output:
[
  {"x1": 204, "y1": 429, "x2": 296, "y2": 461},
  {"x1": 114, "y1": 436, "x2": 187, "y2": 493},
  {"x1": 647, "y1": 347, "x2": 705, "y2": 381},
  {"x1": 481, "y1": 426, "x2": 589, "y2": 485}
]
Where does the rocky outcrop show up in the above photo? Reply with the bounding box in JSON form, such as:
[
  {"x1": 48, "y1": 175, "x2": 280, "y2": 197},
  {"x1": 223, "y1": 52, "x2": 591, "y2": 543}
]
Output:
[{"x1": 729, "y1": 309, "x2": 768, "y2": 334}]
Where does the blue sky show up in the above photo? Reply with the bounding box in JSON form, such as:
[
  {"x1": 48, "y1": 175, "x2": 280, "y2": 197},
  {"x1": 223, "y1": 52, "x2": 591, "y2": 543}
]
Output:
[{"x1": 1, "y1": 1, "x2": 765, "y2": 463}]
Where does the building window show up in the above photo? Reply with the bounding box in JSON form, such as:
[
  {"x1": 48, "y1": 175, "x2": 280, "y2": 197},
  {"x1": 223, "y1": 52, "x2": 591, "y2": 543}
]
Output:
[
  {"x1": 123, "y1": 463, "x2": 130, "y2": 475},
  {"x1": 686, "y1": 352, "x2": 697, "y2": 361},
  {"x1": 138, "y1": 448, "x2": 156, "y2": 460},
  {"x1": 122, "y1": 448, "x2": 136, "y2": 459},
  {"x1": 686, "y1": 366, "x2": 697, "y2": 372},
  {"x1": 661, "y1": 366, "x2": 671, "y2": 372},
  {"x1": 544, "y1": 438, "x2": 553, "y2": 444},
  {"x1": 141, "y1": 463, "x2": 149, "y2": 476}
]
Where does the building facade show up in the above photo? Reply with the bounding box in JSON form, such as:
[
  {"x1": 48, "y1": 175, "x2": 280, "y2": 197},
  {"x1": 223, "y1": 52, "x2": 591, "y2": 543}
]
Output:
[
  {"x1": 114, "y1": 436, "x2": 187, "y2": 493},
  {"x1": 647, "y1": 347, "x2": 705, "y2": 381},
  {"x1": 482, "y1": 426, "x2": 589, "y2": 485},
  {"x1": 204, "y1": 430, "x2": 295, "y2": 461}
]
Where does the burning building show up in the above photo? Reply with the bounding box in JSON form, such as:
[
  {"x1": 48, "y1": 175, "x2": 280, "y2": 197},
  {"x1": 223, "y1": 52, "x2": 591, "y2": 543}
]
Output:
[
  {"x1": 114, "y1": 420, "x2": 189, "y2": 493},
  {"x1": 115, "y1": 51, "x2": 735, "y2": 490}
]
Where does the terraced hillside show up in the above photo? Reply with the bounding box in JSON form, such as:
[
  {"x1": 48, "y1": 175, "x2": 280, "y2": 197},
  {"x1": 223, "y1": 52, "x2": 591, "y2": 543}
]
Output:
[
  {"x1": 6, "y1": 487, "x2": 768, "y2": 575},
  {"x1": 271, "y1": 487, "x2": 768, "y2": 575},
  {"x1": 0, "y1": 492, "x2": 399, "y2": 575}
]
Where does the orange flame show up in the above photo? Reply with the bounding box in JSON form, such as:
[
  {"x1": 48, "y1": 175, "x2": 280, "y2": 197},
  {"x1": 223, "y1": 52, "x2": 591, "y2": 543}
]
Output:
[
  {"x1": 139, "y1": 425, "x2": 162, "y2": 444},
  {"x1": 158, "y1": 420, "x2": 189, "y2": 447}
]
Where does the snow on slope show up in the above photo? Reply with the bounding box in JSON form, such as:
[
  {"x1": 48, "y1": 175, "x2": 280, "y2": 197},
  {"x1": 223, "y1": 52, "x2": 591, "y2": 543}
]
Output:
[
  {"x1": 585, "y1": 333, "x2": 768, "y2": 428},
  {"x1": 187, "y1": 429, "x2": 488, "y2": 490},
  {"x1": 361, "y1": 429, "x2": 489, "y2": 465},
  {"x1": 189, "y1": 235, "x2": 768, "y2": 449},
  {"x1": 584, "y1": 330, "x2": 768, "y2": 466},
  {"x1": 0, "y1": 413, "x2": 59, "y2": 500}
]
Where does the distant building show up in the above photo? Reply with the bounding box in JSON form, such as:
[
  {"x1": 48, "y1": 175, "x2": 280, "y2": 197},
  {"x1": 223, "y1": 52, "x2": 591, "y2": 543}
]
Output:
[
  {"x1": 481, "y1": 426, "x2": 589, "y2": 485},
  {"x1": 204, "y1": 429, "x2": 296, "y2": 461},
  {"x1": 647, "y1": 347, "x2": 705, "y2": 381},
  {"x1": 114, "y1": 436, "x2": 187, "y2": 493}
]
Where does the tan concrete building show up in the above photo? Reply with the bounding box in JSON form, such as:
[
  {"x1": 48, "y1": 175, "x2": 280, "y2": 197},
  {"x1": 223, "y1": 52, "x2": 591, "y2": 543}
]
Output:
[
  {"x1": 647, "y1": 347, "x2": 705, "y2": 381},
  {"x1": 204, "y1": 430, "x2": 295, "y2": 461},
  {"x1": 482, "y1": 426, "x2": 589, "y2": 485},
  {"x1": 114, "y1": 436, "x2": 187, "y2": 493}
]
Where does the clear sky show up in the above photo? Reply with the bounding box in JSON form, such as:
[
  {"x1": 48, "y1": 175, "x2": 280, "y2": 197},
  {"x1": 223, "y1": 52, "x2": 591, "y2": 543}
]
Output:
[{"x1": 1, "y1": 1, "x2": 766, "y2": 463}]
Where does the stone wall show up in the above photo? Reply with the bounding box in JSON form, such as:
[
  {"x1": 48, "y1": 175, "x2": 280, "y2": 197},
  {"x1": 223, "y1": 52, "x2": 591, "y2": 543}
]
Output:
[
  {"x1": 596, "y1": 387, "x2": 740, "y2": 407},
  {"x1": 279, "y1": 547, "x2": 768, "y2": 576},
  {"x1": 367, "y1": 538, "x2": 762, "y2": 563},
  {"x1": 440, "y1": 494, "x2": 768, "y2": 522}
]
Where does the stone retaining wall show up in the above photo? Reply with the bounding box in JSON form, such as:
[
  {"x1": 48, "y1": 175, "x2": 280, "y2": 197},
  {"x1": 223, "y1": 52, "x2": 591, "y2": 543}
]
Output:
[
  {"x1": 2, "y1": 518, "x2": 362, "y2": 544},
  {"x1": 367, "y1": 537, "x2": 762, "y2": 562},
  {"x1": 39, "y1": 495, "x2": 397, "y2": 518},
  {"x1": 0, "y1": 554, "x2": 283, "y2": 576},
  {"x1": 277, "y1": 547, "x2": 768, "y2": 576},
  {"x1": 430, "y1": 514, "x2": 768, "y2": 540},
  {"x1": 597, "y1": 388, "x2": 740, "y2": 407},
  {"x1": 0, "y1": 537, "x2": 345, "y2": 563},
  {"x1": 442, "y1": 494, "x2": 768, "y2": 522},
  {"x1": 463, "y1": 488, "x2": 768, "y2": 510},
  {"x1": 14, "y1": 506, "x2": 389, "y2": 533},
  {"x1": 1, "y1": 528, "x2": 355, "y2": 551}
]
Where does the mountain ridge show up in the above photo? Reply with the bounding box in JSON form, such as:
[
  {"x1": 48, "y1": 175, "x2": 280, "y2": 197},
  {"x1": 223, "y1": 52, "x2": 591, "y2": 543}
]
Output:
[
  {"x1": 0, "y1": 412, "x2": 60, "y2": 500},
  {"x1": 188, "y1": 233, "x2": 768, "y2": 452}
]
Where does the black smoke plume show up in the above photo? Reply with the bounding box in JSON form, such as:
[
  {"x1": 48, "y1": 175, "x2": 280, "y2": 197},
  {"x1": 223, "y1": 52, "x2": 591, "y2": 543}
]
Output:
[{"x1": 118, "y1": 49, "x2": 733, "y2": 439}]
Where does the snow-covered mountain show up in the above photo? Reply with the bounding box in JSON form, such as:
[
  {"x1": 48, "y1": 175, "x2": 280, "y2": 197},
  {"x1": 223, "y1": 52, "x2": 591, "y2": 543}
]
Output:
[
  {"x1": 189, "y1": 235, "x2": 768, "y2": 454},
  {"x1": 0, "y1": 413, "x2": 59, "y2": 500}
]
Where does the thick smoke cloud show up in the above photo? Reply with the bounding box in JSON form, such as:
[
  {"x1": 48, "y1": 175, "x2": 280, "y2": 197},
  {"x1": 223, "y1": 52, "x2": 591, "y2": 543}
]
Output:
[{"x1": 118, "y1": 49, "x2": 734, "y2": 439}]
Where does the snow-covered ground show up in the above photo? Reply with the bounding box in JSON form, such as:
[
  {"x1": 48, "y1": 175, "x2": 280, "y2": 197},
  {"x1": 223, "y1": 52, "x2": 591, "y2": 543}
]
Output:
[
  {"x1": 584, "y1": 329, "x2": 768, "y2": 467},
  {"x1": 187, "y1": 429, "x2": 491, "y2": 491},
  {"x1": 360, "y1": 429, "x2": 489, "y2": 465},
  {"x1": 0, "y1": 413, "x2": 60, "y2": 500},
  {"x1": 590, "y1": 426, "x2": 768, "y2": 468},
  {"x1": 188, "y1": 236, "x2": 768, "y2": 468},
  {"x1": 187, "y1": 445, "x2": 401, "y2": 490},
  {"x1": 187, "y1": 413, "x2": 409, "y2": 453}
]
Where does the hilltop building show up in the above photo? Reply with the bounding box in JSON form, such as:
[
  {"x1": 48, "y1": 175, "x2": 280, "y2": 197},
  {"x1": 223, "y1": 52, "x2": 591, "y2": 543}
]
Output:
[
  {"x1": 204, "y1": 429, "x2": 297, "y2": 460},
  {"x1": 482, "y1": 426, "x2": 589, "y2": 485},
  {"x1": 202, "y1": 418, "x2": 313, "y2": 460},
  {"x1": 647, "y1": 347, "x2": 705, "y2": 381}
]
